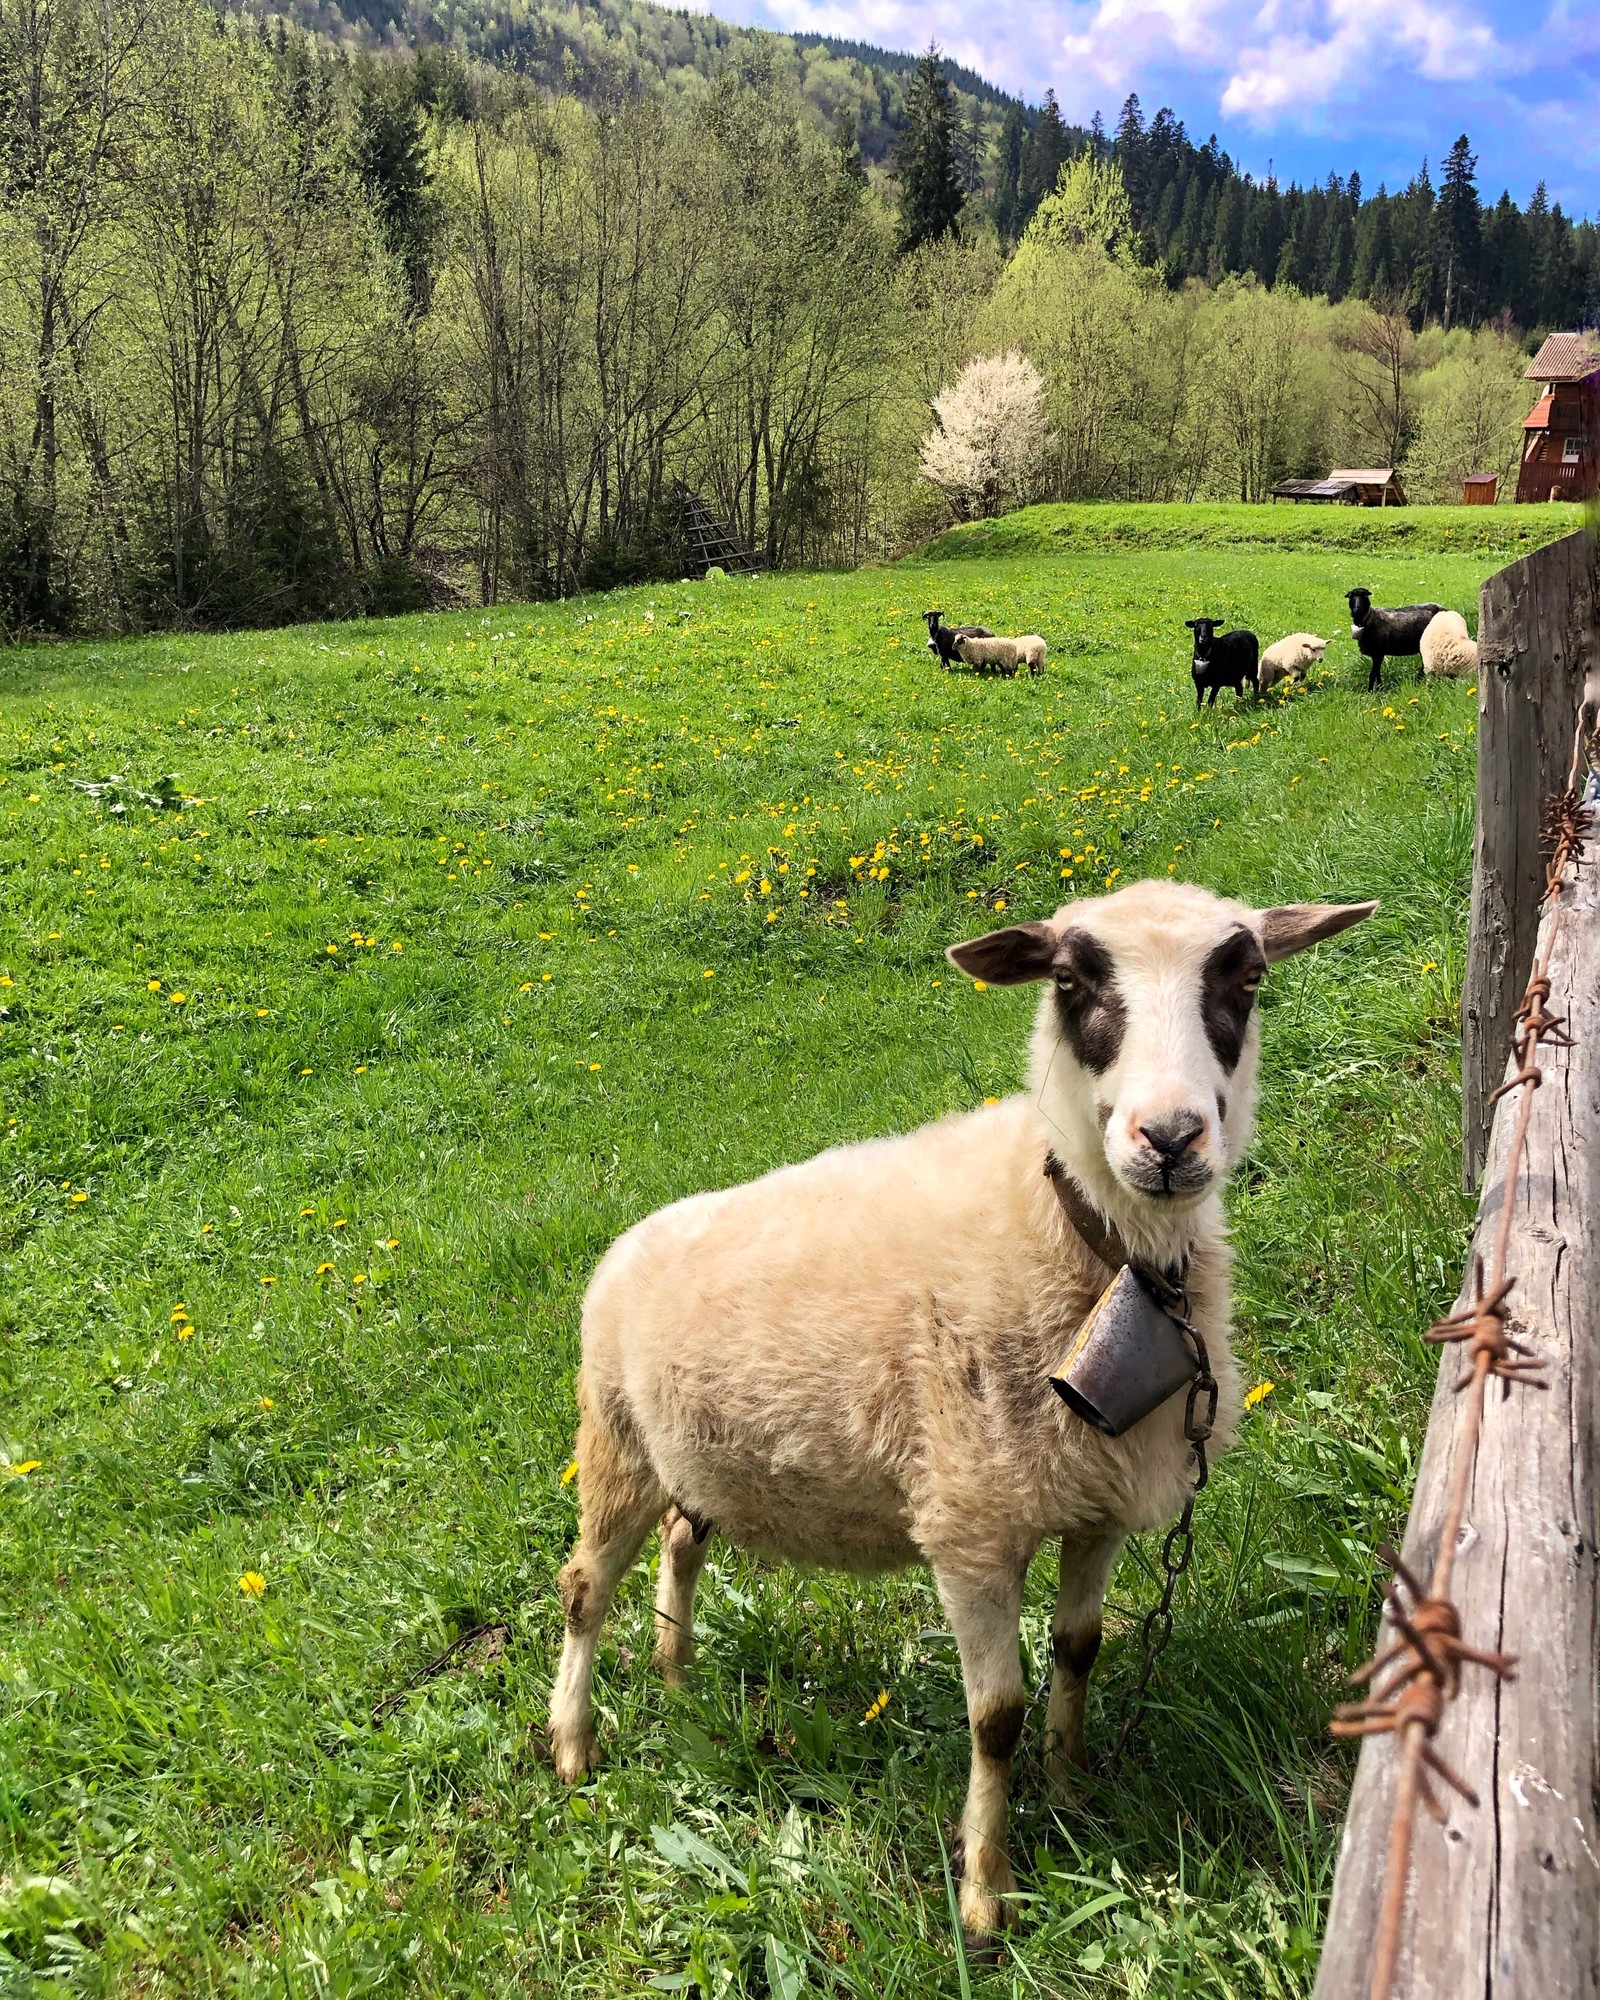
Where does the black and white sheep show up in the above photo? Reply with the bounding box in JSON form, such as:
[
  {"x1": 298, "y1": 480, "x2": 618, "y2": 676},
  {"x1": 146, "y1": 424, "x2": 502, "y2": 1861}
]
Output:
[
  {"x1": 1185, "y1": 618, "x2": 1259, "y2": 707},
  {"x1": 924, "y1": 609, "x2": 995, "y2": 668},
  {"x1": 1345, "y1": 588, "x2": 1443, "y2": 693}
]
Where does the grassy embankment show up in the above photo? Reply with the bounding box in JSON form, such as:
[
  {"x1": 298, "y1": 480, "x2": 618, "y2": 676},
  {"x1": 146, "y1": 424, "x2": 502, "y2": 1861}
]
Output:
[{"x1": 0, "y1": 508, "x2": 1574, "y2": 1995}]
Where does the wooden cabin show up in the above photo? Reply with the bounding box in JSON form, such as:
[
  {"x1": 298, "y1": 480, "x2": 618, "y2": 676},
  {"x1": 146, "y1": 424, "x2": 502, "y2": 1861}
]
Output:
[
  {"x1": 1515, "y1": 333, "x2": 1600, "y2": 504},
  {"x1": 1462, "y1": 473, "x2": 1499, "y2": 505},
  {"x1": 1327, "y1": 468, "x2": 1408, "y2": 507}
]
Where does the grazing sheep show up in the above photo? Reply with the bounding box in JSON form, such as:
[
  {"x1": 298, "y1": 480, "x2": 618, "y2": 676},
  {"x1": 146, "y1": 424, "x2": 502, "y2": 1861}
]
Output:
[
  {"x1": 549, "y1": 880, "x2": 1377, "y2": 1941},
  {"x1": 1346, "y1": 587, "x2": 1443, "y2": 692},
  {"x1": 1258, "y1": 632, "x2": 1326, "y2": 691},
  {"x1": 1419, "y1": 609, "x2": 1477, "y2": 679},
  {"x1": 924, "y1": 609, "x2": 995, "y2": 667},
  {"x1": 952, "y1": 632, "x2": 1049, "y2": 676},
  {"x1": 1185, "y1": 617, "x2": 1259, "y2": 706}
]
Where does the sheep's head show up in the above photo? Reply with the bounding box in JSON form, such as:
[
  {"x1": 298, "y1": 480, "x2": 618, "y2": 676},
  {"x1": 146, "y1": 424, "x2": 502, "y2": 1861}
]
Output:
[
  {"x1": 947, "y1": 881, "x2": 1377, "y2": 1212},
  {"x1": 1184, "y1": 617, "x2": 1217, "y2": 657},
  {"x1": 1346, "y1": 588, "x2": 1372, "y2": 622}
]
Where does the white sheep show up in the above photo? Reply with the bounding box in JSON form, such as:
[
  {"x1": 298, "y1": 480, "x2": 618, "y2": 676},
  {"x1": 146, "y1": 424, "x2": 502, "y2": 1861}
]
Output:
[
  {"x1": 1419, "y1": 609, "x2": 1477, "y2": 678},
  {"x1": 952, "y1": 632, "x2": 1048, "y2": 676},
  {"x1": 549, "y1": 879, "x2": 1376, "y2": 1941},
  {"x1": 1257, "y1": 632, "x2": 1326, "y2": 691}
]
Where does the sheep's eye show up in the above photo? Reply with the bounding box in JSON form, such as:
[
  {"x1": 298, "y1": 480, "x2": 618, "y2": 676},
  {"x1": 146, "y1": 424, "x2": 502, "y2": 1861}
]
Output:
[
  {"x1": 1054, "y1": 972, "x2": 1075, "y2": 992},
  {"x1": 1242, "y1": 973, "x2": 1262, "y2": 993}
]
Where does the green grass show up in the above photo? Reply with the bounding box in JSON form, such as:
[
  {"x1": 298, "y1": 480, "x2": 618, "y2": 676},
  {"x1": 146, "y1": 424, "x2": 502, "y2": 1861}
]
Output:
[
  {"x1": 921, "y1": 498, "x2": 1585, "y2": 563},
  {"x1": 0, "y1": 539, "x2": 1487, "y2": 1997}
]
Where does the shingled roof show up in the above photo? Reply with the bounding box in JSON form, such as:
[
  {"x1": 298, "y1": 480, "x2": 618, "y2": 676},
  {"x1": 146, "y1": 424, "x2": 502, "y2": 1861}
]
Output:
[{"x1": 1525, "y1": 332, "x2": 1600, "y2": 382}]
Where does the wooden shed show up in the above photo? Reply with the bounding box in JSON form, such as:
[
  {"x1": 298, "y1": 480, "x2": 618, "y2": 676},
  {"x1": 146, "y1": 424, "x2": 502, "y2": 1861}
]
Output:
[
  {"x1": 1271, "y1": 476, "x2": 1361, "y2": 505},
  {"x1": 1515, "y1": 332, "x2": 1600, "y2": 503},
  {"x1": 1327, "y1": 467, "x2": 1408, "y2": 507},
  {"x1": 1462, "y1": 473, "x2": 1499, "y2": 505}
]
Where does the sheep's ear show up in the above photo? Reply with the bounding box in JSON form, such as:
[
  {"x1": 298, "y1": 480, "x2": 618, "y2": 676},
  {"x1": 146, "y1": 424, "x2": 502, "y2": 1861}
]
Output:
[
  {"x1": 1259, "y1": 901, "x2": 1378, "y2": 962},
  {"x1": 946, "y1": 921, "x2": 1057, "y2": 985}
]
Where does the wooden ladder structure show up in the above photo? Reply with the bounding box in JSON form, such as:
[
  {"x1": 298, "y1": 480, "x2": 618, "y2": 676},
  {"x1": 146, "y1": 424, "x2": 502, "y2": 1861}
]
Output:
[{"x1": 676, "y1": 485, "x2": 761, "y2": 577}]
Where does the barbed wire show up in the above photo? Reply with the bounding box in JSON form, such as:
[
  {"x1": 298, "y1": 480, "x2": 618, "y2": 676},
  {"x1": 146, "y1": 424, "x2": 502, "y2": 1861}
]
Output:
[{"x1": 1328, "y1": 705, "x2": 1596, "y2": 2000}]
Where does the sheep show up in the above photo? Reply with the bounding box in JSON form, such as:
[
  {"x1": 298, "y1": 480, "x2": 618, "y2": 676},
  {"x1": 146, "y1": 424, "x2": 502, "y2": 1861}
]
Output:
[
  {"x1": 1419, "y1": 609, "x2": 1477, "y2": 679},
  {"x1": 548, "y1": 880, "x2": 1378, "y2": 1942},
  {"x1": 1346, "y1": 587, "x2": 1444, "y2": 692},
  {"x1": 952, "y1": 632, "x2": 1049, "y2": 676},
  {"x1": 1257, "y1": 632, "x2": 1327, "y2": 691},
  {"x1": 1185, "y1": 617, "x2": 1259, "y2": 706},
  {"x1": 924, "y1": 609, "x2": 995, "y2": 668}
]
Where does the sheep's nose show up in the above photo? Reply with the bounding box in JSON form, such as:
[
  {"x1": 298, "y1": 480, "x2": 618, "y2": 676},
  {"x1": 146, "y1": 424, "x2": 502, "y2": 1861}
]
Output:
[{"x1": 1140, "y1": 1112, "x2": 1205, "y2": 1160}]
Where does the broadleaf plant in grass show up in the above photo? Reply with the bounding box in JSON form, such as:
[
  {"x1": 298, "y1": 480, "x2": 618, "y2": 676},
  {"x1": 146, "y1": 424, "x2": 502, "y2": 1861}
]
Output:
[{"x1": 0, "y1": 519, "x2": 1498, "y2": 1993}]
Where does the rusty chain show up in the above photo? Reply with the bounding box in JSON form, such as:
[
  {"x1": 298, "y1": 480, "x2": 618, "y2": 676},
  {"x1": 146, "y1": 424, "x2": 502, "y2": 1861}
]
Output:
[
  {"x1": 1109, "y1": 1296, "x2": 1217, "y2": 1770},
  {"x1": 1328, "y1": 711, "x2": 1594, "y2": 2000}
]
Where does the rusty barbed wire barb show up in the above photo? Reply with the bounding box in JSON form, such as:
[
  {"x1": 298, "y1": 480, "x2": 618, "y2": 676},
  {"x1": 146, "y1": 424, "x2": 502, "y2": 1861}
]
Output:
[{"x1": 1335, "y1": 710, "x2": 1591, "y2": 2000}]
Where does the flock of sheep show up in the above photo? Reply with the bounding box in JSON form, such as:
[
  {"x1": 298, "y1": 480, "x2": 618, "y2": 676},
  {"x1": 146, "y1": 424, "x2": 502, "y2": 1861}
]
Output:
[{"x1": 924, "y1": 591, "x2": 1479, "y2": 702}]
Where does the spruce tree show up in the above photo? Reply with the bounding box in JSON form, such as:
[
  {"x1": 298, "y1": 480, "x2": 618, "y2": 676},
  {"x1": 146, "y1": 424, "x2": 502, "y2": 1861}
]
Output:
[
  {"x1": 894, "y1": 44, "x2": 963, "y2": 251},
  {"x1": 1018, "y1": 88, "x2": 1069, "y2": 222},
  {"x1": 352, "y1": 61, "x2": 436, "y2": 315},
  {"x1": 1435, "y1": 134, "x2": 1480, "y2": 329},
  {"x1": 992, "y1": 103, "x2": 1025, "y2": 237}
]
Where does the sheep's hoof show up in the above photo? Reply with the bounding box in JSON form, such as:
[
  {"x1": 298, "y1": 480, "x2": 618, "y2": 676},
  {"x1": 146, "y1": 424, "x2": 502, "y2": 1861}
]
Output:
[
  {"x1": 958, "y1": 1866, "x2": 1020, "y2": 1944},
  {"x1": 653, "y1": 1646, "x2": 693, "y2": 1687},
  {"x1": 551, "y1": 1729, "x2": 599, "y2": 1784}
]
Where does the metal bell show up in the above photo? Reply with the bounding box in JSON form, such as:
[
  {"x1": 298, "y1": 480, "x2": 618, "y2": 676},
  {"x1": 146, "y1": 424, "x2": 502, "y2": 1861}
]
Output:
[{"x1": 1051, "y1": 1265, "x2": 1200, "y2": 1438}]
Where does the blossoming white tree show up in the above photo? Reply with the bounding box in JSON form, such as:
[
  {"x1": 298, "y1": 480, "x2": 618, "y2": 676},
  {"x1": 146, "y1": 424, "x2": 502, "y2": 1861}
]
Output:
[{"x1": 919, "y1": 350, "x2": 1049, "y2": 520}]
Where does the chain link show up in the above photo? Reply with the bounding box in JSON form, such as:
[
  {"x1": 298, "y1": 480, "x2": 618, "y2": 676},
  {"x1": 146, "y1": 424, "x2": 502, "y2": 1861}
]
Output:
[{"x1": 1109, "y1": 1293, "x2": 1215, "y2": 1770}]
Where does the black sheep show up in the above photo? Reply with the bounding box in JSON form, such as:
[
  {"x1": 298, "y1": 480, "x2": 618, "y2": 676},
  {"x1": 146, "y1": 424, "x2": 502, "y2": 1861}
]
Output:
[
  {"x1": 923, "y1": 609, "x2": 995, "y2": 668},
  {"x1": 1185, "y1": 617, "x2": 1259, "y2": 707},
  {"x1": 1346, "y1": 587, "x2": 1443, "y2": 692}
]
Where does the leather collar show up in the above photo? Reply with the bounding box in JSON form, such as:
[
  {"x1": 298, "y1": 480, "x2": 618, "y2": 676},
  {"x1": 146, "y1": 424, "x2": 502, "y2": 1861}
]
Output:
[{"x1": 1043, "y1": 1152, "x2": 1191, "y2": 1312}]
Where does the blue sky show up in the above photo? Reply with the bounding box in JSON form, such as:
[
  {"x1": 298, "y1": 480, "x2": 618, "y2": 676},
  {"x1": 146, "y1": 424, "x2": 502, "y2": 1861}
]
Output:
[{"x1": 700, "y1": 0, "x2": 1600, "y2": 214}]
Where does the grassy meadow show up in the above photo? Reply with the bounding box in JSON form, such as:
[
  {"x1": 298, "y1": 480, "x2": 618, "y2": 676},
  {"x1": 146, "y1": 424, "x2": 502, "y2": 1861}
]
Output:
[{"x1": 0, "y1": 516, "x2": 1559, "y2": 1995}]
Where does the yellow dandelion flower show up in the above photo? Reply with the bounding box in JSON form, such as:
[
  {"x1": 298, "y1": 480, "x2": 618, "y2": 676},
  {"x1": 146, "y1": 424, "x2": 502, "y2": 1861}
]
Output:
[
  {"x1": 5, "y1": 1460, "x2": 41, "y2": 1478},
  {"x1": 259, "y1": 1396, "x2": 275, "y2": 1410},
  {"x1": 238, "y1": 1571, "x2": 266, "y2": 1597},
  {"x1": 300, "y1": 1206, "x2": 315, "y2": 1217},
  {"x1": 972, "y1": 979, "x2": 988, "y2": 994},
  {"x1": 70, "y1": 1191, "x2": 88, "y2": 1204},
  {"x1": 176, "y1": 1324, "x2": 194, "y2": 1342},
  {"x1": 863, "y1": 1689, "x2": 890, "y2": 1722},
  {"x1": 391, "y1": 941, "x2": 403, "y2": 952},
  {"x1": 1245, "y1": 1381, "x2": 1274, "y2": 1410},
  {"x1": 169, "y1": 991, "x2": 187, "y2": 1005},
  {"x1": 171, "y1": 1304, "x2": 189, "y2": 1320},
  {"x1": 560, "y1": 1458, "x2": 580, "y2": 1486},
  {"x1": 259, "y1": 1275, "x2": 276, "y2": 1286},
  {"x1": 316, "y1": 1261, "x2": 336, "y2": 1275},
  {"x1": 148, "y1": 978, "x2": 162, "y2": 991}
]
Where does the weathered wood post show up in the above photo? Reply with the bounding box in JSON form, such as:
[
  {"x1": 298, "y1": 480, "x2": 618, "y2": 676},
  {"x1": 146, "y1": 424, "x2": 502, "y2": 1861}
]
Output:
[
  {"x1": 1314, "y1": 797, "x2": 1600, "y2": 2000},
  {"x1": 1315, "y1": 523, "x2": 1600, "y2": 1998},
  {"x1": 1462, "y1": 528, "x2": 1598, "y2": 1186}
]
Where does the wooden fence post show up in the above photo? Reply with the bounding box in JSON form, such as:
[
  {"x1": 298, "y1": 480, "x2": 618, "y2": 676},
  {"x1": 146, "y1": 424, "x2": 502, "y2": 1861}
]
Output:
[
  {"x1": 1462, "y1": 527, "x2": 1598, "y2": 1187},
  {"x1": 1313, "y1": 813, "x2": 1600, "y2": 1999}
]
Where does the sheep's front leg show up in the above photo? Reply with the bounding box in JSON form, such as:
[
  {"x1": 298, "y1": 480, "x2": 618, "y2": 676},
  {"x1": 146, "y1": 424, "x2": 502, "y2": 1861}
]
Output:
[
  {"x1": 936, "y1": 1565, "x2": 1027, "y2": 1942},
  {"x1": 1043, "y1": 1530, "x2": 1124, "y2": 1805}
]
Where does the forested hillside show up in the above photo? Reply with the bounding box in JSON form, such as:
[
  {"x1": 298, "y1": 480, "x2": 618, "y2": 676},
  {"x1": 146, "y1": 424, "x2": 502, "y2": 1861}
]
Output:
[{"x1": 2, "y1": 0, "x2": 1596, "y2": 642}]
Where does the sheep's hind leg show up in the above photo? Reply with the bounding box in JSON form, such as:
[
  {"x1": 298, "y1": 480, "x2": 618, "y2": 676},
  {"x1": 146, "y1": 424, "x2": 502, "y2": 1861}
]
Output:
[
  {"x1": 1043, "y1": 1529, "x2": 1124, "y2": 1806},
  {"x1": 934, "y1": 1562, "x2": 1028, "y2": 1943},
  {"x1": 549, "y1": 1396, "x2": 665, "y2": 1783},
  {"x1": 653, "y1": 1504, "x2": 712, "y2": 1683}
]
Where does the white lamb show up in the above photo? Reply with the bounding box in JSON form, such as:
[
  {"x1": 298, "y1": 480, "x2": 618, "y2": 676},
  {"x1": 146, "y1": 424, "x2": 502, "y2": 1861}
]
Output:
[
  {"x1": 952, "y1": 632, "x2": 1048, "y2": 676},
  {"x1": 549, "y1": 879, "x2": 1376, "y2": 1941},
  {"x1": 1419, "y1": 609, "x2": 1477, "y2": 678},
  {"x1": 1257, "y1": 632, "x2": 1326, "y2": 691}
]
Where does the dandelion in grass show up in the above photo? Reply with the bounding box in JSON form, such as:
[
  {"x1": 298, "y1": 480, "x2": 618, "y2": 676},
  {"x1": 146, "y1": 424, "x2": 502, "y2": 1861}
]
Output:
[
  {"x1": 148, "y1": 978, "x2": 162, "y2": 991},
  {"x1": 238, "y1": 1571, "x2": 266, "y2": 1597},
  {"x1": 169, "y1": 991, "x2": 187, "y2": 1005},
  {"x1": 260, "y1": 1276, "x2": 276, "y2": 1286},
  {"x1": 863, "y1": 1689, "x2": 890, "y2": 1723},
  {"x1": 70, "y1": 1191, "x2": 88, "y2": 1204},
  {"x1": 560, "y1": 1459, "x2": 580, "y2": 1487},
  {"x1": 4, "y1": 1459, "x2": 40, "y2": 1478},
  {"x1": 259, "y1": 1397, "x2": 274, "y2": 1411},
  {"x1": 316, "y1": 1262, "x2": 336, "y2": 1276},
  {"x1": 1245, "y1": 1381, "x2": 1274, "y2": 1410},
  {"x1": 300, "y1": 1206, "x2": 315, "y2": 1217}
]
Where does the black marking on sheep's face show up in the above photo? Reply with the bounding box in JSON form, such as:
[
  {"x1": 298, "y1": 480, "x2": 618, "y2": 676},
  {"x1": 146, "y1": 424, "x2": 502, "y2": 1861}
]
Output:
[
  {"x1": 1199, "y1": 927, "x2": 1266, "y2": 1073},
  {"x1": 1346, "y1": 588, "x2": 1372, "y2": 625},
  {"x1": 1185, "y1": 616, "x2": 1218, "y2": 658},
  {"x1": 1051, "y1": 931, "x2": 1127, "y2": 1073}
]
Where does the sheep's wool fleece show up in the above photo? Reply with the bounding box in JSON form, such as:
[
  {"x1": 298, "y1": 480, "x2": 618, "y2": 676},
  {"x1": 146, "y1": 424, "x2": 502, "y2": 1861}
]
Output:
[
  {"x1": 1420, "y1": 610, "x2": 1477, "y2": 678},
  {"x1": 581, "y1": 1094, "x2": 1241, "y2": 1585},
  {"x1": 1258, "y1": 632, "x2": 1325, "y2": 687}
]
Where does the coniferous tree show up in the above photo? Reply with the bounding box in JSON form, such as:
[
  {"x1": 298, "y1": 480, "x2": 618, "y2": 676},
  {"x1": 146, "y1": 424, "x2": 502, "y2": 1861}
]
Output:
[
  {"x1": 893, "y1": 44, "x2": 963, "y2": 251},
  {"x1": 1018, "y1": 87, "x2": 1069, "y2": 221},
  {"x1": 352, "y1": 60, "x2": 437, "y2": 314},
  {"x1": 992, "y1": 102, "x2": 1024, "y2": 237},
  {"x1": 1435, "y1": 134, "x2": 1480, "y2": 329},
  {"x1": 955, "y1": 98, "x2": 986, "y2": 197}
]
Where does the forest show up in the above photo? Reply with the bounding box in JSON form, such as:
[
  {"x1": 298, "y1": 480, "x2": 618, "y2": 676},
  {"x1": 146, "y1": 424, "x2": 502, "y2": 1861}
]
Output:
[{"x1": 2, "y1": 0, "x2": 1596, "y2": 639}]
